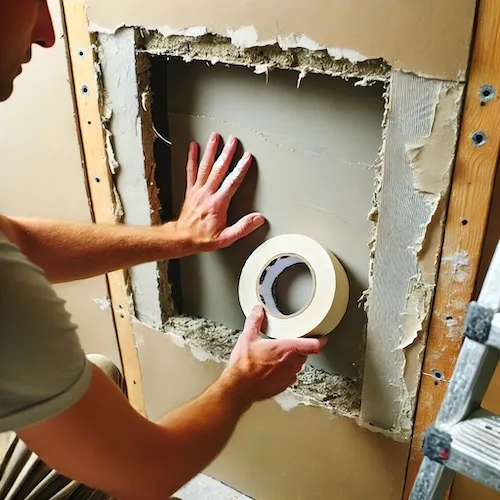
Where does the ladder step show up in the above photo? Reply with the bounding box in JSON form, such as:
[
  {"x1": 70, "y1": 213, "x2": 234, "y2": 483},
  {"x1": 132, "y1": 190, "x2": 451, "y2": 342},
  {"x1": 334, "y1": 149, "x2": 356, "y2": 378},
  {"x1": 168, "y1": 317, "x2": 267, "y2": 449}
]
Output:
[{"x1": 424, "y1": 409, "x2": 500, "y2": 491}]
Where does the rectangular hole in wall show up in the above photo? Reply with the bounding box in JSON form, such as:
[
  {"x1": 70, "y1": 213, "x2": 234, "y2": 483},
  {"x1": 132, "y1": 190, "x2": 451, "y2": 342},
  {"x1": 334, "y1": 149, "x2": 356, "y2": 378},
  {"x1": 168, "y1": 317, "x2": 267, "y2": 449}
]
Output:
[{"x1": 151, "y1": 56, "x2": 385, "y2": 382}]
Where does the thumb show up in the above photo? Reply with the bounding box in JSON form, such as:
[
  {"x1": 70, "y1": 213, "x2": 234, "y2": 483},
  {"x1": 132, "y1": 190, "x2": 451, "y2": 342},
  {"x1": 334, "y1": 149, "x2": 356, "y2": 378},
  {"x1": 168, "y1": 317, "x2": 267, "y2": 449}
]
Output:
[
  {"x1": 217, "y1": 213, "x2": 265, "y2": 248},
  {"x1": 282, "y1": 336, "x2": 328, "y2": 356},
  {"x1": 241, "y1": 305, "x2": 265, "y2": 341}
]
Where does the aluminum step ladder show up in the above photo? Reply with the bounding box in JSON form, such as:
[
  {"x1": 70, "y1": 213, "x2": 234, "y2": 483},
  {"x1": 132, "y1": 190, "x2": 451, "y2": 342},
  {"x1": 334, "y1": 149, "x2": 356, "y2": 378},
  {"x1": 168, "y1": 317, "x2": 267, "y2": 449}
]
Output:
[{"x1": 410, "y1": 241, "x2": 500, "y2": 499}]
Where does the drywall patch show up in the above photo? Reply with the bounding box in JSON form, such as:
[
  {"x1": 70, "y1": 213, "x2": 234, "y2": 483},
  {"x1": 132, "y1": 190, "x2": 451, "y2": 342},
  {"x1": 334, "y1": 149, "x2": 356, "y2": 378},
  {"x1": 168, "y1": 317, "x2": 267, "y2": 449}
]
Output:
[
  {"x1": 140, "y1": 32, "x2": 390, "y2": 83},
  {"x1": 361, "y1": 71, "x2": 464, "y2": 439},
  {"x1": 161, "y1": 315, "x2": 361, "y2": 418}
]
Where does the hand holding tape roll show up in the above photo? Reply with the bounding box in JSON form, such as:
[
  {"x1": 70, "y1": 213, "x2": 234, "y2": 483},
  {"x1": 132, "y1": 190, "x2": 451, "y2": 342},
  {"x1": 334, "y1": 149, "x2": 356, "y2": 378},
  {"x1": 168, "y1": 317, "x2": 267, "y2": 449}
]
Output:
[{"x1": 238, "y1": 234, "x2": 349, "y2": 339}]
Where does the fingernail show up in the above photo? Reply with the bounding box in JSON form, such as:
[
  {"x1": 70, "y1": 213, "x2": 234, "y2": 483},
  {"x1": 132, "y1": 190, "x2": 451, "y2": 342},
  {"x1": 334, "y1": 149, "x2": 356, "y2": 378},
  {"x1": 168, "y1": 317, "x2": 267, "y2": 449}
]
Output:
[
  {"x1": 243, "y1": 152, "x2": 252, "y2": 161},
  {"x1": 229, "y1": 135, "x2": 237, "y2": 145},
  {"x1": 252, "y1": 304, "x2": 263, "y2": 315},
  {"x1": 211, "y1": 133, "x2": 219, "y2": 143},
  {"x1": 253, "y1": 215, "x2": 265, "y2": 226}
]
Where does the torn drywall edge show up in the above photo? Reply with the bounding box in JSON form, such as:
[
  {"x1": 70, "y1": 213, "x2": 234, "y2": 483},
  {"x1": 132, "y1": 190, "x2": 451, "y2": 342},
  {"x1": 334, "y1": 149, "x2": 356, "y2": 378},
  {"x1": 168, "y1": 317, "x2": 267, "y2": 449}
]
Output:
[
  {"x1": 140, "y1": 32, "x2": 390, "y2": 83},
  {"x1": 96, "y1": 29, "x2": 165, "y2": 329},
  {"x1": 86, "y1": 16, "x2": 473, "y2": 82},
  {"x1": 361, "y1": 81, "x2": 390, "y2": 314},
  {"x1": 135, "y1": 50, "x2": 178, "y2": 321},
  {"x1": 156, "y1": 315, "x2": 361, "y2": 419},
  {"x1": 357, "y1": 417, "x2": 410, "y2": 444},
  {"x1": 361, "y1": 72, "x2": 464, "y2": 438},
  {"x1": 399, "y1": 82, "x2": 464, "y2": 417},
  {"x1": 89, "y1": 22, "x2": 391, "y2": 82},
  {"x1": 85, "y1": 3, "x2": 476, "y2": 82},
  {"x1": 90, "y1": 21, "x2": 369, "y2": 65}
]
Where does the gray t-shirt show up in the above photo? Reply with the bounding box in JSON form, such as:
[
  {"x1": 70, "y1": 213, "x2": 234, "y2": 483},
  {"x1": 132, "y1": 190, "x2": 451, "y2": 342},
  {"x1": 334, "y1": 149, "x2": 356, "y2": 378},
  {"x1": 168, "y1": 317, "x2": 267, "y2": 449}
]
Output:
[{"x1": 0, "y1": 232, "x2": 92, "y2": 431}]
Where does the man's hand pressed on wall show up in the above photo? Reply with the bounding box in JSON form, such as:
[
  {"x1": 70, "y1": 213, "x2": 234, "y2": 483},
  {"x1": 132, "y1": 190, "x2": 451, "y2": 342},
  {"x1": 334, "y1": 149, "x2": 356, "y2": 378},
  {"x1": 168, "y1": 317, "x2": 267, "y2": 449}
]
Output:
[
  {"x1": 0, "y1": 132, "x2": 264, "y2": 282},
  {"x1": 174, "y1": 132, "x2": 265, "y2": 251}
]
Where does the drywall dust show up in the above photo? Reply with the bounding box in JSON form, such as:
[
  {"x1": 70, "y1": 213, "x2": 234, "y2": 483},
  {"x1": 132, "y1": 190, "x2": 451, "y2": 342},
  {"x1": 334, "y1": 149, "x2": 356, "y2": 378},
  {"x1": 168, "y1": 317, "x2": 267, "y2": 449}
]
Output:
[
  {"x1": 442, "y1": 251, "x2": 472, "y2": 284},
  {"x1": 140, "y1": 32, "x2": 390, "y2": 83},
  {"x1": 161, "y1": 315, "x2": 361, "y2": 418}
]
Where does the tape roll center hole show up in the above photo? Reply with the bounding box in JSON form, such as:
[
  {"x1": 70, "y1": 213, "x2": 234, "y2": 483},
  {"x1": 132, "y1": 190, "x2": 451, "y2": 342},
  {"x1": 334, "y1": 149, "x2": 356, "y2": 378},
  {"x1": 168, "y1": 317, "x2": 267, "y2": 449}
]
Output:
[{"x1": 258, "y1": 255, "x2": 314, "y2": 318}]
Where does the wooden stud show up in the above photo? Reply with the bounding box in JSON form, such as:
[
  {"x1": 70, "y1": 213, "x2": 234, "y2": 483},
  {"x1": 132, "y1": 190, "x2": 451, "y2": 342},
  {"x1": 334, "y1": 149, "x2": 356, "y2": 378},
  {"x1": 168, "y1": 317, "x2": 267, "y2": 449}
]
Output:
[
  {"x1": 404, "y1": 0, "x2": 500, "y2": 496},
  {"x1": 60, "y1": 0, "x2": 146, "y2": 415}
]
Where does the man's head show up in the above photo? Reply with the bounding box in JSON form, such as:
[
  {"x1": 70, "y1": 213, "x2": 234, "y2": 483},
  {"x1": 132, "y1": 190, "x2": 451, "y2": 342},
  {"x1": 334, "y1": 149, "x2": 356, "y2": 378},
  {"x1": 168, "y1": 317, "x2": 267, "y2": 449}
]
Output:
[{"x1": 0, "y1": 0, "x2": 55, "y2": 101}]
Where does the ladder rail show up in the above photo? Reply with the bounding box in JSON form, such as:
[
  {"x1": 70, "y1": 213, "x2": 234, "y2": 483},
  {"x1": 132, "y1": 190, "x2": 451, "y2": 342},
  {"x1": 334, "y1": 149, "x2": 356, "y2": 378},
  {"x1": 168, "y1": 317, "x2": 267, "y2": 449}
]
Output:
[{"x1": 410, "y1": 240, "x2": 500, "y2": 499}]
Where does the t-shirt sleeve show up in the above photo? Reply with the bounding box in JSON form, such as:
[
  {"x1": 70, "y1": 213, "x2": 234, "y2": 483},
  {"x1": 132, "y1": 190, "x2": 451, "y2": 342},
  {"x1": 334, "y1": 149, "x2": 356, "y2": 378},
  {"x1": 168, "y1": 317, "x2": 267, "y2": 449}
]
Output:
[{"x1": 0, "y1": 233, "x2": 92, "y2": 432}]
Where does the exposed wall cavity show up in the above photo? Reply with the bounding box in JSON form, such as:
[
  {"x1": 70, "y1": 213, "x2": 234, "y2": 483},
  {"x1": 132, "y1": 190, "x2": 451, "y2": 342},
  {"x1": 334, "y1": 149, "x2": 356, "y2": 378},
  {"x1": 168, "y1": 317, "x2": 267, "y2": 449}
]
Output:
[
  {"x1": 161, "y1": 315, "x2": 361, "y2": 419},
  {"x1": 85, "y1": 0, "x2": 477, "y2": 80},
  {"x1": 164, "y1": 58, "x2": 383, "y2": 382},
  {"x1": 362, "y1": 72, "x2": 464, "y2": 437}
]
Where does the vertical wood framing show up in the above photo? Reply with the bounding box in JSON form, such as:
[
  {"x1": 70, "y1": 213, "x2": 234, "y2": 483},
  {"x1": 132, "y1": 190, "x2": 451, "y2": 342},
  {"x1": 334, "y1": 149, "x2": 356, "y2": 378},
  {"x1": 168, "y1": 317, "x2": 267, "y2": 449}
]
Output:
[
  {"x1": 60, "y1": 0, "x2": 146, "y2": 415},
  {"x1": 404, "y1": 0, "x2": 500, "y2": 496}
]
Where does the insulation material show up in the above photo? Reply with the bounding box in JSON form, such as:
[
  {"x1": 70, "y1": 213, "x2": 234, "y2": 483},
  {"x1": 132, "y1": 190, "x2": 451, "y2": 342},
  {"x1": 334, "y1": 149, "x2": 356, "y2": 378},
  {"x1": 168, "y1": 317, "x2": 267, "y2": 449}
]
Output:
[
  {"x1": 362, "y1": 71, "x2": 464, "y2": 437},
  {"x1": 141, "y1": 33, "x2": 390, "y2": 84},
  {"x1": 85, "y1": 0, "x2": 477, "y2": 80},
  {"x1": 160, "y1": 315, "x2": 361, "y2": 418}
]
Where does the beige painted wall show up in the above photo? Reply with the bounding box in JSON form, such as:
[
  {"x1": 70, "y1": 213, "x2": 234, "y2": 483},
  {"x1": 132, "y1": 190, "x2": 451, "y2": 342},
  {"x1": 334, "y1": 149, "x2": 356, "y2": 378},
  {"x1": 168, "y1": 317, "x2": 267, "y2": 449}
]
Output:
[
  {"x1": 86, "y1": 0, "x2": 477, "y2": 80},
  {"x1": 137, "y1": 322, "x2": 409, "y2": 500},
  {"x1": 0, "y1": 0, "x2": 120, "y2": 367}
]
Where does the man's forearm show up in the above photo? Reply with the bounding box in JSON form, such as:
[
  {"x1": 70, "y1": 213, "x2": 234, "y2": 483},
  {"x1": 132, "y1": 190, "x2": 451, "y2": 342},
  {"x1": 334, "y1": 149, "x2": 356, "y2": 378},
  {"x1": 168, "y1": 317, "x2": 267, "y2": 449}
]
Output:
[
  {"x1": 152, "y1": 370, "x2": 251, "y2": 496},
  {"x1": 19, "y1": 365, "x2": 252, "y2": 500},
  {"x1": 3, "y1": 217, "x2": 196, "y2": 283}
]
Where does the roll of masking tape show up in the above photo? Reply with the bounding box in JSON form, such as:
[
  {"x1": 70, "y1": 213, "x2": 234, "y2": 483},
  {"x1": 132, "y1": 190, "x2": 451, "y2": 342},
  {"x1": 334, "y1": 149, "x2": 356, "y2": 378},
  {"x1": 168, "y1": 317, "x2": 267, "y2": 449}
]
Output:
[{"x1": 238, "y1": 234, "x2": 349, "y2": 339}]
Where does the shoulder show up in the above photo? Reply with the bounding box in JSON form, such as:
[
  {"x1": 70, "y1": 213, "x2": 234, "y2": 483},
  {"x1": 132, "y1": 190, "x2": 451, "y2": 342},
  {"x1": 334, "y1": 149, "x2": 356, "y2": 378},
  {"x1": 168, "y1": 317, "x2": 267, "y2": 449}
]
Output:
[{"x1": 0, "y1": 228, "x2": 91, "y2": 432}]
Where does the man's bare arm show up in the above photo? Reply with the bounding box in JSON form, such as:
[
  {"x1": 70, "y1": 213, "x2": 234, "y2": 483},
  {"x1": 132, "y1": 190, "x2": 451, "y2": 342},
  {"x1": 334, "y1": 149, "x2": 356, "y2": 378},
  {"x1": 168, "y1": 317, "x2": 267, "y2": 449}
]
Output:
[
  {"x1": 18, "y1": 307, "x2": 325, "y2": 500},
  {"x1": 0, "y1": 133, "x2": 264, "y2": 283}
]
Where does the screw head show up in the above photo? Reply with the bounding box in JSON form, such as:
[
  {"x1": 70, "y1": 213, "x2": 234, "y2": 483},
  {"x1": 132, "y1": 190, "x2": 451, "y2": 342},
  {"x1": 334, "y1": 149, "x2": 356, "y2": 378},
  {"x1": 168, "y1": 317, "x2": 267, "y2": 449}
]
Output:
[
  {"x1": 479, "y1": 84, "x2": 495, "y2": 102},
  {"x1": 472, "y1": 130, "x2": 487, "y2": 147}
]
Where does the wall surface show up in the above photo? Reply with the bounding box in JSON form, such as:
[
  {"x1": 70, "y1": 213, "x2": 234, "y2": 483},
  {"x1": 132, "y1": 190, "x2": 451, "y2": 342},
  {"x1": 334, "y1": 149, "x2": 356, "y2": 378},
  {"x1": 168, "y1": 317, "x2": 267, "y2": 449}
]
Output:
[
  {"x1": 86, "y1": 0, "x2": 477, "y2": 80},
  {"x1": 167, "y1": 59, "x2": 383, "y2": 379},
  {"x1": 137, "y1": 322, "x2": 409, "y2": 500},
  {"x1": 76, "y1": 0, "x2": 480, "y2": 497},
  {"x1": 0, "y1": 0, "x2": 120, "y2": 367}
]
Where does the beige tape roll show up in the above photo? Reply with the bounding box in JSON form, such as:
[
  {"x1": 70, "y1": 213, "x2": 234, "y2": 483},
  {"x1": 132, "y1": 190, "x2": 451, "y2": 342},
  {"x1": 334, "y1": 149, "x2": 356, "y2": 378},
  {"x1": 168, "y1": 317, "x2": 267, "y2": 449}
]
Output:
[{"x1": 238, "y1": 234, "x2": 349, "y2": 339}]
